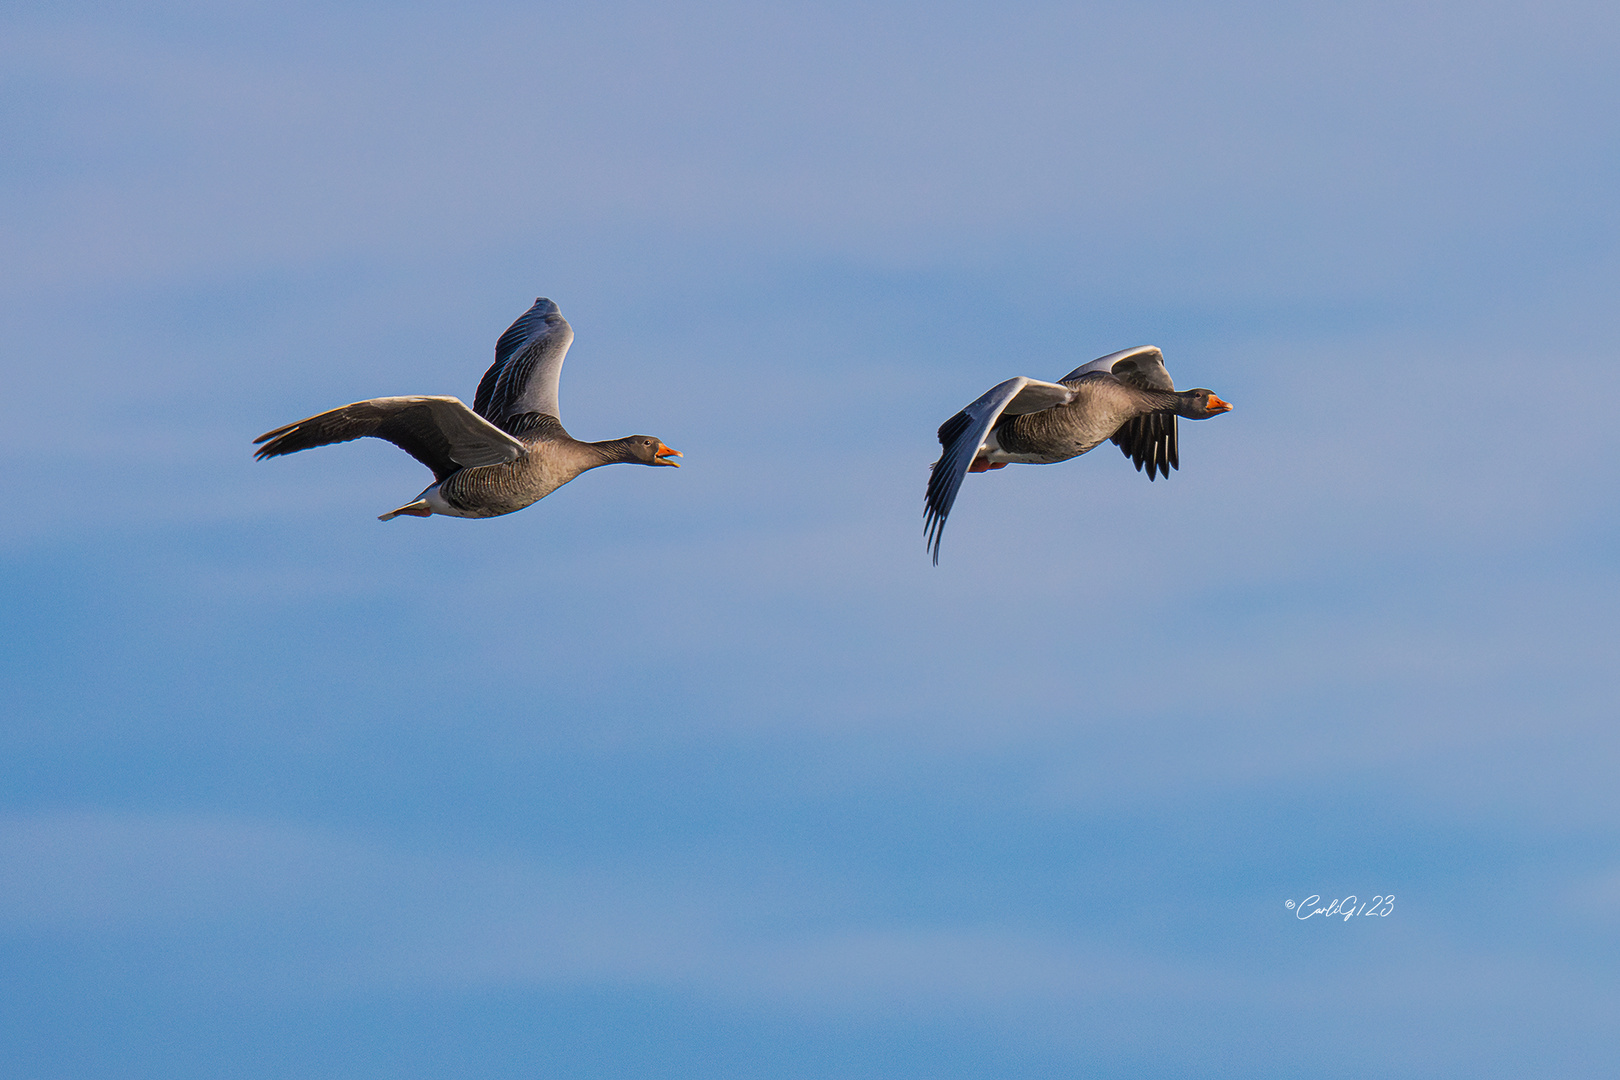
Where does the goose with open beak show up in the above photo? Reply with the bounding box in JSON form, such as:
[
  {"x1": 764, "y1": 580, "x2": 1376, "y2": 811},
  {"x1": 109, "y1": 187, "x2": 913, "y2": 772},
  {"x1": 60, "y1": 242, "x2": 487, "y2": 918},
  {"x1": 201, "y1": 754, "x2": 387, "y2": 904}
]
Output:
[
  {"x1": 925, "y1": 346, "x2": 1230, "y2": 563},
  {"x1": 255, "y1": 297, "x2": 681, "y2": 520}
]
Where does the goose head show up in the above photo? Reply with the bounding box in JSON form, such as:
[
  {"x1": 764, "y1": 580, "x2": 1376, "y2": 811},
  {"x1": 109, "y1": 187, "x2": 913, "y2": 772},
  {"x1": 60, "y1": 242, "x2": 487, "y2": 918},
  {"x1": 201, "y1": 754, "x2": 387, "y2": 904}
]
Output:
[
  {"x1": 628, "y1": 436, "x2": 683, "y2": 466},
  {"x1": 1178, "y1": 390, "x2": 1233, "y2": 419}
]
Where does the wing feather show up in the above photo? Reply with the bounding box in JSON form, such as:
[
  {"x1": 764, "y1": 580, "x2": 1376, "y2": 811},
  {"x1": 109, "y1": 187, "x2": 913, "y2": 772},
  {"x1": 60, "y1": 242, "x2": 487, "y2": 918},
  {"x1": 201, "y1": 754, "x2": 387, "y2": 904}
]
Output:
[
  {"x1": 924, "y1": 377, "x2": 1073, "y2": 564},
  {"x1": 1109, "y1": 409, "x2": 1179, "y2": 480},
  {"x1": 474, "y1": 297, "x2": 574, "y2": 430},
  {"x1": 254, "y1": 396, "x2": 526, "y2": 481},
  {"x1": 1058, "y1": 345, "x2": 1173, "y2": 390}
]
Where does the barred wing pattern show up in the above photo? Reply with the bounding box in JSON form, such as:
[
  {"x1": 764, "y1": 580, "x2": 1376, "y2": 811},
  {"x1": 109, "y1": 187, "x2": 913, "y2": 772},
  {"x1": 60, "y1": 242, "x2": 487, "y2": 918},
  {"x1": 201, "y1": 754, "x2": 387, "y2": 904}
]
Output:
[{"x1": 474, "y1": 297, "x2": 575, "y2": 431}]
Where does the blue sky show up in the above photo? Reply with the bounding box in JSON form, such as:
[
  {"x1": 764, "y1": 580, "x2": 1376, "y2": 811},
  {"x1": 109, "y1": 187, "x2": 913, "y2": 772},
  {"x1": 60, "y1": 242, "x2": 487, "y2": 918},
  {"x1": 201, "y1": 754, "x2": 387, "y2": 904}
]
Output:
[{"x1": 3, "y1": 1, "x2": 1619, "y2": 1076}]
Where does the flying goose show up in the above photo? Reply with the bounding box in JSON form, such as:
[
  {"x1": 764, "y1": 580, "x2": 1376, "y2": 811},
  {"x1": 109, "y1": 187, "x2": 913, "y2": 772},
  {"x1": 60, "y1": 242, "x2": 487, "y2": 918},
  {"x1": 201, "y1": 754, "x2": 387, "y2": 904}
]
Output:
[
  {"x1": 925, "y1": 346, "x2": 1231, "y2": 563},
  {"x1": 254, "y1": 297, "x2": 681, "y2": 519}
]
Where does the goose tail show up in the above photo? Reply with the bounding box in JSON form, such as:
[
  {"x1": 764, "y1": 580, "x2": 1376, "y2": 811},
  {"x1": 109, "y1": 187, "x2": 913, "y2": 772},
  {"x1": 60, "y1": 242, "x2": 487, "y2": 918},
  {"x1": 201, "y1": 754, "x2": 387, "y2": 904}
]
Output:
[{"x1": 379, "y1": 499, "x2": 433, "y2": 521}]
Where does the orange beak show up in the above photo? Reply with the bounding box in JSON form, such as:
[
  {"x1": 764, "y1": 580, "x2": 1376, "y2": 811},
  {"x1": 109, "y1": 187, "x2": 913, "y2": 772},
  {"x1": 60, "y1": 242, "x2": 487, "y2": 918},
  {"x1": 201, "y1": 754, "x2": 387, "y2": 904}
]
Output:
[
  {"x1": 656, "y1": 443, "x2": 683, "y2": 466},
  {"x1": 1207, "y1": 395, "x2": 1233, "y2": 413}
]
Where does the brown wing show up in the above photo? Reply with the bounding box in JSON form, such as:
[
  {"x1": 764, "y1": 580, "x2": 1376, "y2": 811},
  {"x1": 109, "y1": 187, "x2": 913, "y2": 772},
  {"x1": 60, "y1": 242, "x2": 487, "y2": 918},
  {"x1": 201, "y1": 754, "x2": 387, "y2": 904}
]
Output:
[{"x1": 254, "y1": 396, "x2": 525, "y2": 481}]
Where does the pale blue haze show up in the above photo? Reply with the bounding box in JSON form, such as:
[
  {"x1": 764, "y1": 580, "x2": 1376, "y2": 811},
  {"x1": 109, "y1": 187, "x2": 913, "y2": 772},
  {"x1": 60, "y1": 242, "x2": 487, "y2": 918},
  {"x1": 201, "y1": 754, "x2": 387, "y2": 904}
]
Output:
[{"x1": 3, "y1": 1, "x2": 1619, "y2": 1076}]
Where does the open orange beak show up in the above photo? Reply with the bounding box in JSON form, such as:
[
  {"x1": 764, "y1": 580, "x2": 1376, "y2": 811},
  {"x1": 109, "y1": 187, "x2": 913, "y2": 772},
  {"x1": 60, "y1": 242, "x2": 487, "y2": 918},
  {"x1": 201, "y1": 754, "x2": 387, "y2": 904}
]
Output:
[
  {"x1": 656, "y1": 443, "x2": 683, "y2": 466},
  {"x1": 1207, "y1": 395, "x2": 1233, "y2": 413}
]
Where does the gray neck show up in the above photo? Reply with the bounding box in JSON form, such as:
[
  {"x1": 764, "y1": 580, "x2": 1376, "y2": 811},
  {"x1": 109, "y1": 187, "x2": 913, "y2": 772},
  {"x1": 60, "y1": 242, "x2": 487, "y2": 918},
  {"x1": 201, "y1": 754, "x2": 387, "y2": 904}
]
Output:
[
  {"x1": 581, "y1": 436, "x2": 649, "y2": 467},
  {"x1": 1140, "y1": 388, "x2": 1204, "y2": 417},
  {"x1": 506, "y1": 412, "x2": 645, "y2": 469}
]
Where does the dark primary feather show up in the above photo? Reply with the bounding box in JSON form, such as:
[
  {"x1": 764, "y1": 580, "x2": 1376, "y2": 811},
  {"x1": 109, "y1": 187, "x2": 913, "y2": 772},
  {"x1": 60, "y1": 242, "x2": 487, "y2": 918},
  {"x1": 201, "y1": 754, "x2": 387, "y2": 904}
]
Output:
[
  {"x1": 925, "y1": 409, "x2": 976, "y2": 564},
  {"x1": 1110, "y1": 410, "x2": 1179, "y2": 480},
  {"x1": 936, "y1": 408, "x2": 973, "y2": 450},
  {"x1": 923, "y1": 465, "x2": 956, "y2": 565},
  {"x1": 1102, "y1": 358, "x2": 1178, "y2": 480},
  {"x1": 254, "y1": 400, "x2": 464, "y2": 480}
]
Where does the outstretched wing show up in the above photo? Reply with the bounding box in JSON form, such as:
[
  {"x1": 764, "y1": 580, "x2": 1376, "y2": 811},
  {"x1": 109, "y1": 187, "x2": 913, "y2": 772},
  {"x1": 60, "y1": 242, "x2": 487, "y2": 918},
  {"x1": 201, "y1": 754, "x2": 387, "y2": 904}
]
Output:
[
  {"x1": 925, "y1": 377, "x2": 1074, "y2": 565},
  {"x1": 254, "y1": 396, "x2": 526, "y2": 481},
  {"x1": 1060, "y1": 346, "x2": 1178, "y2": 481},
  {"x1": 474, "y1": 297, "x2": 575, "y2": 431}
]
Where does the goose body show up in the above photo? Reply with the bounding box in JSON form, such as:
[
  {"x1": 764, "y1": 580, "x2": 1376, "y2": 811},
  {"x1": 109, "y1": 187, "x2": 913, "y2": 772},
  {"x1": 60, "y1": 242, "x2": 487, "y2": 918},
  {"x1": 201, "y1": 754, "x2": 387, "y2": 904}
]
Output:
[
  {"x1": 925, "y1": 346, "x2": 1231, "y2": 563},
  {"x1": 254, "y1": 298, "x2": 680, "y2": 520}
]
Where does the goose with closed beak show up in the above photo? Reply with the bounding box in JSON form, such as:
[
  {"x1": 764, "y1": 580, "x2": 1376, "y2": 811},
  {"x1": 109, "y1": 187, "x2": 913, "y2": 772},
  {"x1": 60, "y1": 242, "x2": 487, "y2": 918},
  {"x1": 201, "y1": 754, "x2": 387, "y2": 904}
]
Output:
[
  {"x1": 255, "y1": 297, "x2": 681, "y2": 520},
  {"x1": 925, "y1": 346, "x2": 1231, "y2": 563}
]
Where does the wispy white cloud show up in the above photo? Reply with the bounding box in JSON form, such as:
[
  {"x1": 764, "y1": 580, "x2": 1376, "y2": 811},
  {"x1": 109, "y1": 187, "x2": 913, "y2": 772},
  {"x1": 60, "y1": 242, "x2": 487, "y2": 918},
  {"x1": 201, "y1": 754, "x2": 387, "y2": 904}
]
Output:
[
  {"x1": 4, "y1": 1, "x2": 1620, "y2": 1074},
  {"x1": 0, "y1": 810, "x2": 1182, "y2": 1010},
  {"x1": 3, "y1": 1, "x2": 1614, "y2": 297},
  {"x1": 4, "y1": 808, "x2": 1615, "y2": 1080}
]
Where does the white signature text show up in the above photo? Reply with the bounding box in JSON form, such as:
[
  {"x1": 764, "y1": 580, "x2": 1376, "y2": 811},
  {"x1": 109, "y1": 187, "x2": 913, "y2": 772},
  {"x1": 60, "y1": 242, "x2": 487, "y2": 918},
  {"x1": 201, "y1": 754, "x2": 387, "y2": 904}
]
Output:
[{"x1": 1286, "y1": 895, "x2": 1395, "y2": 921}]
